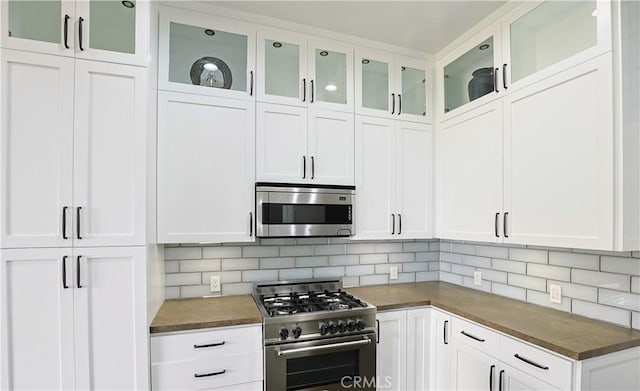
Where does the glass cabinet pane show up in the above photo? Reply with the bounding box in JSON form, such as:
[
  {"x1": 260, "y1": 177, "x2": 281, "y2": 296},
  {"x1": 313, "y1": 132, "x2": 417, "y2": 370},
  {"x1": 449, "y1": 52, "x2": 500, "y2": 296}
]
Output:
[
  {"x1": 8, "y1": 0, "x2": 61, "y2": 43},
  {"x1": 361, "y1": 58, "x2": 389, "y2": 111},
  {"x1": 510, "y1": 1, "x2": 597, "y2": 83},
  {"x1": 443, "y1": 37, "x2": 495, "y2": 113},
  {"x1": 89, "y1": 0, "x2": 136, "y2": 54},
  {"x1": 265, "y1": 39, "x2": 300, "y2": 99},
  {"x1": 169, "y1": 22, "x2": 248, "y2": 92},
  {"x1": 401, "y1": 66, "x2": 426, "y2": 116},
  {"x1": 315, "y1": 48, "x2": 347, "y2": 104}
]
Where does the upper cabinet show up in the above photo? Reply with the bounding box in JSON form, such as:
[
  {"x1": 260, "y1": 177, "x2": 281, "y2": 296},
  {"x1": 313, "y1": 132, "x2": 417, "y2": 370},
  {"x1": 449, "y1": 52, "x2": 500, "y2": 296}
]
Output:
[
  {"x1": 356, "y1": 48, "x2": 431, "y2": 123},
  {"x1": 1, "y1": 0, "x2": 149, "y2": 66},
  {"x1": 257, "y1": 27, "x2": 354, "y2": 112},
  {"x1": 158, "y1": 7, "x2": 256, "y2": 100}
]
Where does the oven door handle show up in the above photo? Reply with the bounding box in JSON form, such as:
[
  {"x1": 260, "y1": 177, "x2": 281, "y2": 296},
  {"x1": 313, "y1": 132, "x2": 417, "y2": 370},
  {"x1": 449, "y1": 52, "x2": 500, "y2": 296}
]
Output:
[{"x1": 276, "y1": 337, "x2": 371, "y2": 357}]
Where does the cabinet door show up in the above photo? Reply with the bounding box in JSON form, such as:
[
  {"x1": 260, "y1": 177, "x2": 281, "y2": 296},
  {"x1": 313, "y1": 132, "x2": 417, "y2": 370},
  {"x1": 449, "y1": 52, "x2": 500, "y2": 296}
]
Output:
[
  {"x1": 0, "y1": 50, "x2": 74, "y2": 248},
  {"x1": 74, "y1": 0, "x2": 150, "y2": 66},
  {"x1": 396, "y1": 121, "x2": 432, "y2": 239},
  {"x1": 308, "y1": 109, "x2": 354, "y2": 185},
  {"x1": 502, "y1": 0, "x2": 610, "y2": 92},
  {"x1": 308, "y1": 38, "x2": 354, "y2": 112},
  {"x1": 159, "y1": 8, "x2": 256, "y2": 100},
  {"x1": 256, "y1": 103, "x2": 308, "y2": 183},
  {"x1": 439, "y1": 100, "x2": 503, "y2": 242},
  {"x1": 158, "y1": 91, "x2": 255, "y2": 243},
  {"x1": 450, "y1": 339, "x2": 496, "y2": 391},
  {"x1": 257, "y1": 28, "x2": 308, "y2": 107},
  {"x1": 73, "y1": 60, "x2": 146, "y2": 247},
  {"x1": 376, "y1": 311, "x2": 407, "y2": 391},
  {"x1": 503, "y1": 54, "x2": 613, "y2": 250},
  {"x1": 0, "y1": 248, "x2": 75, "y2": 390},
  {"x1": 1, "y1": 0, "x2": 75, "y2": 57},
  {"x1": 355, "y1": 48, "x2": 395, "y2": 118},
  {"x1": 431, "y1": 310, "x2": 452, "y2": 391},
  {"x1": 501, "y1": 364, "x2": 560, "y2": 391},
  {"x1": 73, "y1": 246, "x2": 148, "y2": 390},
  {"x1": 406, "y1": 308, "x2": 431, "y2": 391},
  {"x1": 438, "y1": 23, "x2": 502, "y2": 120},
  {"x1": 354, "y1": 116, "x2": 395, "y2": 239},
  {"x1": 396, "y1": 56, "x2": 430, "y2": 123}
]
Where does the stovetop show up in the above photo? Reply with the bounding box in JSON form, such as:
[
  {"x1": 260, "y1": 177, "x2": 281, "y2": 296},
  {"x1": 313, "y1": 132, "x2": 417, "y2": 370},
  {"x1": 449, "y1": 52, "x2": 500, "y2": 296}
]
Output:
[{"x1": 259, "y1": 290, "x2": 368, "y2": 317}]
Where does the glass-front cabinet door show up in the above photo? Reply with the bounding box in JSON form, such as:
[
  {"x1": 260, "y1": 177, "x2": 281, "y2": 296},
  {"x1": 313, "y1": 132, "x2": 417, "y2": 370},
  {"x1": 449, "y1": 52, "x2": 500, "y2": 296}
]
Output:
[
  {"x1": 396, "y1": 56, "x2": 430, "y2": 123},
  {"x1": 1, "y1": 0, "x2": 75, "y2": 56},
  {"x1": 355, "y1": 48, "x2": 395, "y2": 118},
  {"x1": 308, "y1": 39, "x2": 353, "y2": 112},
  {"x1": 438, "y1": 23, "x2": 502, "y2": 119},
  {"x1": 158, "y1": 8, "x2": 256, "y2": 100},
  {"x1": 502, "y1": 0, "x2": 611, "y2": 91},
  {"x1": 75, "y1": 0, "x2": 149, "y2": 65},
  {"x1": 257, "y1": 28, "x2": 307, "y2": 107}
]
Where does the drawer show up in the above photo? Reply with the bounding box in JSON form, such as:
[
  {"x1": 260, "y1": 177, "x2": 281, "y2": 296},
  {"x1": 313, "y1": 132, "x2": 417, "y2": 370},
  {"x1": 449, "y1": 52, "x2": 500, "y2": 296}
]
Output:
[
  {"x1": 151, "y1": 351, "x2": 263, "y2": 390},
  {"x1": 500, "y1": 335, "x2": 573, "y2": 390},
  {"x1": 151, "y1": 325, "x2": 262, "y2": 363},
  {"x1": 450, "y1": 316, "x2": 500, "y2": 358},
  {"x1": 215, "y1": 381, "x2": 262, "y2": 391}
]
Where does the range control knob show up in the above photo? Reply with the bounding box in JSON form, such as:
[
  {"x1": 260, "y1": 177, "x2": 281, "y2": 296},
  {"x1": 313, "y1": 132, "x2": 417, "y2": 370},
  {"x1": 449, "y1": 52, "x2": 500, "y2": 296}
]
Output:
[
  {"x1": 279, "y1": 327, "x2": 289, "y2": 340},
  {"x1": 319, "y1": 322, "x2": 329, "y2": 335},
  {"x1": 356, "y1": 319, "x2": 366, "y2": 330},
  {"x1": 347, "y1": 319, "x2": 356, "y2": 331},
  {"x1": 337, "y1": 320, "x2": 347, "y2": 333},
  {"x1": 292, "y1": 325, "x2": 302, "y2": 338},
  {"x1": 328, "y1": 321, "x2": 338, "y2": 334}
]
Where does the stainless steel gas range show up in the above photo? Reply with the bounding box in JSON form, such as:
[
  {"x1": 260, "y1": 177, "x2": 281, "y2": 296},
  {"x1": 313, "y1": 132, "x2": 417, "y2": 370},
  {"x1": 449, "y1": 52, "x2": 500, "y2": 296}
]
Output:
[{"x1": 253, "y1": 279, "x2": 377, "y2": 391}]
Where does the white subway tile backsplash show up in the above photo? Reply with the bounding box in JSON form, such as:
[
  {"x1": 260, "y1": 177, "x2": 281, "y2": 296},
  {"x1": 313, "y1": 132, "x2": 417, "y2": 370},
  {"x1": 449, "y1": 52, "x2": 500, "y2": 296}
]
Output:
[
  {"x1": 342, "y1": 276, "x2": 360, "y2": 287},
  {"x1": 165, "y1": 286, "x2": 180, "y2": 299},
  {"x1": 375, "y1": 263, "x2": 403, "y2": 274},
  {"x1": 633, "y1": 312, "x2": 640, "y2": 330},
  {"x1": 373, "y1": 243, "x2": 403, "y2": 253},
  {"x1": 571, "y1": 269, "x2": 631, "y2": 291},
  {"x1": 453, "y1": 243, "x2": 476, "y2": 255},
  {"x1": 572, "y1": 300, "x2": 631, "y2": 328},
  {"x1": 346, "y1": 265, "x2": 375, "y2": 276},
  {"x1": 439, "y1": 262, "x2": 452, "y2": 272},
  {"x1": 329, "y1": 255, "x2": 360, "y2": 266},
  {"x1": 546, "y1": 280, "x2": 598, "y2": 302},
  {"x1": 451, "y1": 264, "x2": 475, "y2": 277},
  {"x1": 476, "y1": 245, "x2": 509, "y2": 259},
  {"x1": 296, "y1": 256, "x2": 329, "y2": 268},
  {"x1": 165, "y1": 261, "x2": 179, "y2": 273},
  {"x1": 393, "y1": 273, "x2": 417, "y2": 284},
  {"x1": 492, "y1": 283, "x2": 526, "y2": 301},
  {"x1": 390, "y1": 252, "x2": 416, "y2": 262},
  {"x1": 314, "y1": 244, "x2": 346, "y2": 256},
  {"x1": 463, "y1": 276, "x2": 491, "y2": 292},
  {"x1": 598, "y1": 289, "x2": 640, "y2": 311},
  {"x1": 165, "y1": 273, "x2": 201, "y2": 286},
  {"x1": 429, "y1": 242, "x2": 442, "y2": 251},
  {"x1": 429, "y1": 262, "x2": 440, "y2": 271},
  {"x1": 549, "y1": 252, "x2": 599, "y2": 270},
  {"x1": 462, "y1": 255, "x2": 491, "y2": 269},
  {"x1": 633, "y1": 252, "x2": 640, "y2": 259},
  {"x1": 222, "y1": 258, "x2": 259, "y2": 271},
  {"x1": 477, "y1": 268, "x2": 507, "y2": 284},
  {"x1": 416, "y1": 271, "x2": 439, "y2": 282},
  {"x1": 346, "y1": 243, "x2": 376, "y2": 254},
  {"x1": 202, "y1": 271, "x2": 242, "y2": 284},
  {"x1": 296, "y1": 238, "x2": 329, "y2": 245},
  {"x1": 179, "y1": 259, "x2": 221, "y2": 272},
  {"x1": 403, "y1": 242, "x2": 430, "y2": 252},
  {"x1": 261, "y1": 238, "x2": 296, "y2": 245},
  {"x1": 527, "y1": 264, "x2": 570, "y2": 282},
  {"x1": 279, "y1": 268, "x2": 313, "y2": 280},
  {"x1": 314, "y1": 266, "x2": 346, "y2": 278},
  {"x1": 438, "y1": 241, "x2": 452, "y2": 252},
  {"x1": 492, "y1": 258, "x2": 527, "y2": 274},
  {"x1": 222, "y1": 282, "x2": 253, "y2": 295},
  {"x1": 403, "y1": 262, "x2": 430, "y2": 272},
  {"x1": 359, "y1": 254, "x2": 388, "y2": 264},
  {"x1": 600, "y1": 256, "x2": 640, "y2": 275},
  {"x1": 243, "y1": 246, "x2": 279, "y2": 258},
  {"x1": 632, "y1": 277, "x2": 640, "y2": 294},
  {"x1": 440, "y1": 271, "x2": 463, "y2": 285},
  {"x1": 280, "y1": 245, "x2": 314, "y2": 257},
  {"x1": 360, "y1": 274, "x2": 388, "y2": 286},
  {"x1": 440, "y1": 252, "x2": 463, "y2": 263},
  {"x1": 181, "y1": 285, "x2": 214, "y2": 298},
  {"x1": 508, "y1": 273, "x2": 546, "y2": 292},
  {"x1": 202, "y1": 246, "x2": 242, "y2": 259},
  {"x1": 509, "y1": 248, "x2": 548, "y2": 264},
  {"x1": 526, "y1": 290, "x2": 571, "y2": 312},
  {"x1": 165, "y1": 247, "x2": 202, "y2": 260},
  {"x1": 260, "y1": 257, "x2": 296, "y2": 269},
  {"x1": 416, "y1": 252, "x2": 439, "y2": 261},
  {"x1": 242, "y1": 270, "x2": 278, "y2": 282}
]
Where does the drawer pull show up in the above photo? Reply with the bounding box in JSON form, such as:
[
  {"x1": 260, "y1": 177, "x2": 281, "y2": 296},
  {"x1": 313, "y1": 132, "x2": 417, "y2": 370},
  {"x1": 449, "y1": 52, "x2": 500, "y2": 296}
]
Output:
[
  {"x1": 460, "y1": 330, "x2": 485, "y2": 342},
  {"x1": 194, "y1": 369, "x2": 226, "y2": 378},
  {"x1": 514, "y1": 354, "x2": 549, "y2": 370},
  {"x1": 194, "y1": 341, "x2": 226, "y2": 349}
]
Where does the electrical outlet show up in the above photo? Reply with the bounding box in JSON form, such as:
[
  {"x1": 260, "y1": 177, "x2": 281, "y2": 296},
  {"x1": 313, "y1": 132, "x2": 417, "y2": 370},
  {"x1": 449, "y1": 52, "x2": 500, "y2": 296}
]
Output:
[
  {"x1": 210, "y1": 275, "x2": 221, "y2": 292},
  {"x1": 473, "y1": 271, "x2": 482, "y2": 286},
  {"x1": 549, "y1": 285, "x2": 562, "y2": 304},
  {"x1": 390, "y1": 266, "x2": 398, "y2": 280}
]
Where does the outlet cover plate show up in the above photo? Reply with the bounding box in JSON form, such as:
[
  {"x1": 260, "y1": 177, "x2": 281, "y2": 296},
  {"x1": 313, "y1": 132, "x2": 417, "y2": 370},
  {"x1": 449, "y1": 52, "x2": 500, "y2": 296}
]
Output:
[
  {"x1": 549, "y1": 284, "x2": 562, "y2": 304},
  {"x1": 473, "y1": 271, "x2": 482, "y2": 286},
  {"x1": 210, "y1": 275, "x2": 221, "y2": 292},
  {"x1": 390, "y1": 266, "x2": 398, "y2": 280}
]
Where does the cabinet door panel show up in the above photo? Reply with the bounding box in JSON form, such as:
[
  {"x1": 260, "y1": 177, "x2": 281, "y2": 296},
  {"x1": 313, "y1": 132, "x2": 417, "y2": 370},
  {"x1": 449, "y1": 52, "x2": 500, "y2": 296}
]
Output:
[
  {"x1": 501, "y1": 363, "x2": 560, "y2": 391},
  {"x1": 503, "y1": 54, "x2": 613, "y2": 249},
  {"x1": 396, "y1": 121, "x2": 432, "y2": 238},
  {"x1": 355, "y1": 48, "x2": 395, "y2": 118},
  {"x1": 354, "y1": 116, "x2": 395, "y2": 239},
  {"x1": 1, "y1": 50, "x2": 74, "y2": 248},
  {"x1": 158, "y1": 92, "x2": 255, "y2": 243},
  {"x1": 376, "y1": 311, "x2": 407, "y2": 391},
  {"x1": 73, "y1": 247, "x2": 148, "y2": 390},
  {"x1": 308, "y1": 38, "x2": 354, "y2": 112},
  {"x1": 308, "y1": 109, "x2": 354, "y2": 185},
  {"x1": 407, "y1": 308, "x2": 431, "y2": 391},
  {"x1": 256, "y1": 103, "x2": 308, "y2": 183},
  {"x1": 439, "y1": 101, "x2": 503, "y2": 242},
  {"x1": 73, "y1": 60, "x2": 146, "y2": 247},
  {"x1": 1, "y1": 248, "x2": 74, "y2": 390},
  {"x1": 431, "y1": 310, "x2": 452, "y2": 391},
  {"x1": 397, "y1": 56, "x2": 430, "y2": 123},
  {"x1": 450, "y1": 340, "x2": 495, "y2": 391}
]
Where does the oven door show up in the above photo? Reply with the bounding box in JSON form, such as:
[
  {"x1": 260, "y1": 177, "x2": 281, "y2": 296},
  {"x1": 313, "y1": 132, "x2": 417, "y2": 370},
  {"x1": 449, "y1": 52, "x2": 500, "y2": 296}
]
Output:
[{"x1": 265, "y1": 333, "x2": 376, "y2": 391}]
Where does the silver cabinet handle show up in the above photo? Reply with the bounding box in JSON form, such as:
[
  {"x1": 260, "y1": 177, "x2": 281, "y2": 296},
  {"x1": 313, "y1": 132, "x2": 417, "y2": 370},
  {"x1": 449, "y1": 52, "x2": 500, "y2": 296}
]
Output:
[
  {"x1": 277, "y1": 337, "x2": 370, "y2": 356},
  {"x1": 504, "y1": 212, "x2": 509, "y2": 238},
  {"x1": 391, "y1": 214, "x2": 395, "y2": 235},
  {"x1": 514, "y1": 354, "x2": 549, "y2": 370}
]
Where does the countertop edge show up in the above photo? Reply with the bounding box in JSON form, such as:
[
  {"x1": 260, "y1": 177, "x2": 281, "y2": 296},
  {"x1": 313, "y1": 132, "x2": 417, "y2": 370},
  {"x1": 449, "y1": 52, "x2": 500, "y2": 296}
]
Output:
[{"x1": 150, "y1": 316, "x2": 263, "y2": 334}]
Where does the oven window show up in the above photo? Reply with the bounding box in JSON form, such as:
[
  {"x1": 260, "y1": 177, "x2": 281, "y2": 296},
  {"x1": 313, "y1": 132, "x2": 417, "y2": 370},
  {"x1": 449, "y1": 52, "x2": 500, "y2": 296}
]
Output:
[
  {"x1": 263, "y1": 204, "x2": 352, "y2": 225},
  {"x1": 286, "y1": 349, "x2": 359, "y2": 390}
]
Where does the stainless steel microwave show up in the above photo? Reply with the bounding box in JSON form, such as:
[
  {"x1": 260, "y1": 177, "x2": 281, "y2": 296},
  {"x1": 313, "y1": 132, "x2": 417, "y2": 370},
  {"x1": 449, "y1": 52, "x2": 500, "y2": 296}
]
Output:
[{"x1": 255, "y1": 183, "x2": 355, "y2": 238}]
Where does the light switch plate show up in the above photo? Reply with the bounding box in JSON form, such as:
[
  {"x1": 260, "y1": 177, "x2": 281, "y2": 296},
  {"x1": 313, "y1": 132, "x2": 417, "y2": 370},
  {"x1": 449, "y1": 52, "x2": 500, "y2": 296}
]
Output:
[
  {"x1": 390, "y1": 266, "x2": 398, "y2": 280},
  {"x1": 473, "y1": 271, "x2": 482, "y2": 286},
  {"x1": 210, "y1": 275, "x2": 221, "y2": 292},
  {"x1": 549, "y1": 284, "x2": 562, "y2": 304}
]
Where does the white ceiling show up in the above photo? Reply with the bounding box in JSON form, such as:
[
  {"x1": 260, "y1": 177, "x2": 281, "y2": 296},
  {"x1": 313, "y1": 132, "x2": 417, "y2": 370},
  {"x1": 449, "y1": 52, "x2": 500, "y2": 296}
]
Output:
[{"x1": 209, "y1": 1, "x2": 507, "y2": 54}]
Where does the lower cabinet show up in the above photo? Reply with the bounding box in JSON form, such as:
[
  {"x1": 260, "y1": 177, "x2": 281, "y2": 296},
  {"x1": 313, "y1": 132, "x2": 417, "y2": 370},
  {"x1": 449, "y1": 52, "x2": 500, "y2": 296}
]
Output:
[
  {"x1": 431, "y1": 308, "x2": 452, "y2": 391},
  {"x1": 150, "y1": 324, "x2": 263, "y2": 390},
  {"x1": 0, "y1": 246, "x2": 149, "y2": 390}
]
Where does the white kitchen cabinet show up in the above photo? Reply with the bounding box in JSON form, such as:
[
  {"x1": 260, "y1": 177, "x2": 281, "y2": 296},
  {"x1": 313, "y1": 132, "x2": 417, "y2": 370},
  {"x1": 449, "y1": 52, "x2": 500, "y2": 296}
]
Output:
[
  {"x1": 406, "y1": 308, "x2": 431, "y2": 391},
  {"x1": 501, "y1": 363, "x2": 560, "y2": 391},
  {"x1": 450, "y1": 339, "x2": 496, "y2": 391},
  {"x1": 376, "y1": 310, "x2": 407, "y2": 391},
  {"x1": 157, "y1": 91, "x2": 255, "y2": 244},
  {"x1": 1, "y1": 0, "x2": 149, "y2": 66},
  {"x1": 431, "y1": 308, "x2": 452, "y2": 391},
  {"x1": 158, "y1": 7, "x2": 256, "y2": 100},
  {"x1": 1, "y1": 246, "x2": 148, "y2": 390},
  {"x1": 0, "y1": 49, "x2": 147, "y2": 249},
  {"x1": 355, "y1": 116, "x2": 432, "y2": 239},
  {"x1": 256, "y1": 103, "x2": 354, "y2": 185},
  {"x1": 356, "y1": 48, "x2": 430, "y2": 123}
]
